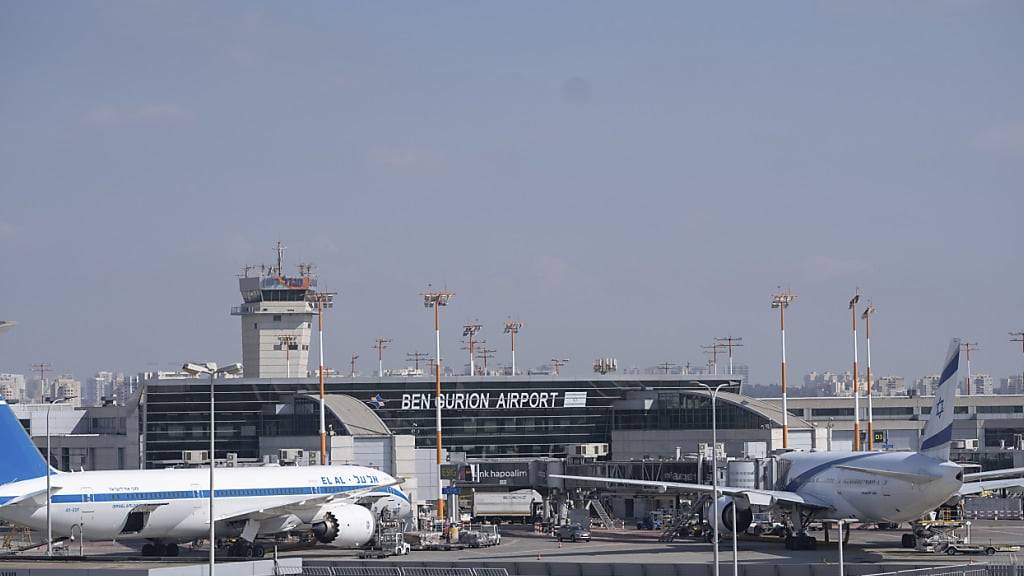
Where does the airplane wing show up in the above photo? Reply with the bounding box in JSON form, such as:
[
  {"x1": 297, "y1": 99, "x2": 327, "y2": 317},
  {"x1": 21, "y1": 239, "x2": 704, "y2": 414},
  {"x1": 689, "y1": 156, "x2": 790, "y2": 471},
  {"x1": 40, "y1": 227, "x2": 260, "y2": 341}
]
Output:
[
  {"x1": 958, "y1": 478, "x2": 1024, "y2": 496},
  {"x1": 963, "y1": 466, "x2": 1024, "y2": 482},
  {"x1": 214, "y1": 478, "x2": 404, "y2": 523},
  {"x1": 550, "y1": 474, "x2": 830, "y2": 510}
]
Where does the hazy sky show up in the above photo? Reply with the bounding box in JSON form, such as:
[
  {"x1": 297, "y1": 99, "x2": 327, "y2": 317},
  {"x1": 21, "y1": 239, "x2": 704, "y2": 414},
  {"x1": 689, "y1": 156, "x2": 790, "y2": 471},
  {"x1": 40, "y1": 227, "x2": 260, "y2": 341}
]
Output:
[{"x1": 2, "y1": 2, "x2": 1022, "y2": 384}]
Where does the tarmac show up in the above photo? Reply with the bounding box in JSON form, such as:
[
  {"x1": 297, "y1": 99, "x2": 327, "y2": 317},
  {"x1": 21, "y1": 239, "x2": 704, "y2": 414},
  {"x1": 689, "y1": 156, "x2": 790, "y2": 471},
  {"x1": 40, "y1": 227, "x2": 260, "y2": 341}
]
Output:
[{"x1": 0, "y1": 521, "x2": 1021, "y2": 571}]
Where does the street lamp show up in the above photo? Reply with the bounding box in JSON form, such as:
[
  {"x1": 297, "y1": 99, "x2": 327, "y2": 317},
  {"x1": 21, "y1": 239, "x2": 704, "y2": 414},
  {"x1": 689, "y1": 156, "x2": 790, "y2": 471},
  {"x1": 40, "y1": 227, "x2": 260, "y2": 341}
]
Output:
[
  {"x1": 182, "y1": 361, "x2": 243, "y2": 576},
  {"x1": 46, "y1": 394, "x2": 76, "y2": 556},
  {"x1": 695, "y1": 381, "x2": 729, "y2": 576}
]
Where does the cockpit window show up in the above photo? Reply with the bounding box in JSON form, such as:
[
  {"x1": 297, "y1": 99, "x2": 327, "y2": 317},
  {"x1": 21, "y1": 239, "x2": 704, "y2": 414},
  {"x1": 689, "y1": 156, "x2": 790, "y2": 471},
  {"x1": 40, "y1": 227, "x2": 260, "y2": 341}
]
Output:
[{"x1": 955, "y1": 471, "x2": 963, "y2": 482}]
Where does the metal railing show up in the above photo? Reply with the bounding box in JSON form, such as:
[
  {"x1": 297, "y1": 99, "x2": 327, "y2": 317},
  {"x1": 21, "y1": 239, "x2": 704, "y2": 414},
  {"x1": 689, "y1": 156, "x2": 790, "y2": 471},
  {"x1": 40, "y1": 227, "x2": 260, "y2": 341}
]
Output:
[
  {"x1": 303, "y1": 568, "x2": 508, "y2": 576},
  {"x1": 867, "y1": 566, "x2": 994, "y2": 576}
]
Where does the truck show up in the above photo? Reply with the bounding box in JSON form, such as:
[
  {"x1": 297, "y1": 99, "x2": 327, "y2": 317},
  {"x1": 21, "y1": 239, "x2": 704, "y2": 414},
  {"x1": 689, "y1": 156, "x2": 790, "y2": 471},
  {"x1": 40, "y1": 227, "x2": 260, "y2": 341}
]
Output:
[{"x1": 471, "y1": 489, "x2": 542, "y2": 523}]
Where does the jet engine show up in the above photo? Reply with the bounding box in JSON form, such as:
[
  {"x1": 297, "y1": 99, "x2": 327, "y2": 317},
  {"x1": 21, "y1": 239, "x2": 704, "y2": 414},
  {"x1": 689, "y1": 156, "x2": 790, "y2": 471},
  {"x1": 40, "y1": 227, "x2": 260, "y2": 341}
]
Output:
[
  {"x1": 708, "y1": 496, "x2": 753, "y2": 534},
  {"x1": 311, "y1": 503, "x2": 375, "y2": 547}
]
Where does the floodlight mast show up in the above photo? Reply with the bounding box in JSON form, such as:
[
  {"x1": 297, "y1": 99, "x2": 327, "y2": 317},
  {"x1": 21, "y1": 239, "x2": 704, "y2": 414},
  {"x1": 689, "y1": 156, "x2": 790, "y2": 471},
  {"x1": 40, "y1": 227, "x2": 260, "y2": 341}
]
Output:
[
  {"x1": 771, "y1": 289, "x2": 797, "y2": 449},
  {"x1": 849, "y1": 290, "x2": 861, "y2": 451},
  {"x1": 307, "y1": 291, "x2": 335, "y2": 465},
  {"x1": 550, "y1": 358, "x2": 568, "y2": 376},
  {"x1": 462, "y1": 323, "x2": 482, "y2": 375},
  {"x1": 504, "y1": 320, "x2": 523, "y2": 375},
  {"x1": 960, "y1": 342, "x2": 979, "y2": 395},
  {"x1": 862, "y1": 303, "x2": 876, "y2": 450},
  {"x1": 422, "y1": 287, "x2": 453, "y2": 521},
  {"x1": 373, "y1": 337, "x2": 392, "y2": 378}
]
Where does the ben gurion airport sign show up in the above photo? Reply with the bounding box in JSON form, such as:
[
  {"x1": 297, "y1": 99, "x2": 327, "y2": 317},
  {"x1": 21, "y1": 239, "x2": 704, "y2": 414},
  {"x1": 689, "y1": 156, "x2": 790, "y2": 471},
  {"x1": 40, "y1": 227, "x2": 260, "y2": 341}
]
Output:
[{"x1": 400, "y1": 391, "x2": 588, "y2": 411}]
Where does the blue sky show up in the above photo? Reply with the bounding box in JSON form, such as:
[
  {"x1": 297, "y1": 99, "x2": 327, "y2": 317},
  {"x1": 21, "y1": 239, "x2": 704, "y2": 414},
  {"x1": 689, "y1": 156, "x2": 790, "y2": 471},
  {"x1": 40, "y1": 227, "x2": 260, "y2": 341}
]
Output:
[{"x1": 2, "y1": 2, "x2": 1022, "y2": 383}]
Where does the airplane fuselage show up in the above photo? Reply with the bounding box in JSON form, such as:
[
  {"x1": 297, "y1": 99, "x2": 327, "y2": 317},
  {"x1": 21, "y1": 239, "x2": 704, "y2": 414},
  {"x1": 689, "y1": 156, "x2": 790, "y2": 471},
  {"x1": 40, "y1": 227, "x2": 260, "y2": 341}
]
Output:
[
  {"x1": 779, "y1": 450, "x2": 963, "y2": 523},
  {"x1": 0, "y1": 465, "x2": 409, "y2": 543}
]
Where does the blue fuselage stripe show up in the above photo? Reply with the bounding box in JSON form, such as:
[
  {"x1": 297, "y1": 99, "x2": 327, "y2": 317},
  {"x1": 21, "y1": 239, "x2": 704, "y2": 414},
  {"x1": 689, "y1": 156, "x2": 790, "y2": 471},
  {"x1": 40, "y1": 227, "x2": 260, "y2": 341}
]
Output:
[
  {"x1": 14, "y1": 483, "x2": 409, "y2": 505},
  {"x1": 783, "y1": 453, "x2": 877, "y2": 492},
  {"x1": 921, "y1": 423, "x2": 953, "y2": 450}
]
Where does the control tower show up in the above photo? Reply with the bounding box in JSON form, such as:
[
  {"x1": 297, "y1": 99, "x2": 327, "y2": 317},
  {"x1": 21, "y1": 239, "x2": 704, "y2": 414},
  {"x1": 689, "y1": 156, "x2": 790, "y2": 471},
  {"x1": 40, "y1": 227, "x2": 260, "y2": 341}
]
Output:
[{"x1": 231, "y1": 243, "x2": 322, "y2": 378}]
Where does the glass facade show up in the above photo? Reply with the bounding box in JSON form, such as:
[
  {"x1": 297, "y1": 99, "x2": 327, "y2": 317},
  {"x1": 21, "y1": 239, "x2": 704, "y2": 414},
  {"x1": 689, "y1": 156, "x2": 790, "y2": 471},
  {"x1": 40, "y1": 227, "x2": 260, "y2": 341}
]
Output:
[
  {"x1": 612, "y1": 392, "x2": 770, "y2": 430},
  {"x1": 143, "y1": 375, "x2": 740, "y2": 468}
]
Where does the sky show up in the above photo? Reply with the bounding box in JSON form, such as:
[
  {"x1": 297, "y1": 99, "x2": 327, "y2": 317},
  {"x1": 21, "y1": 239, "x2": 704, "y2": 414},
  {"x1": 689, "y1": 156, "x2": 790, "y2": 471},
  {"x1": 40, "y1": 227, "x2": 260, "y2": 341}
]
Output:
[{"x1": 1, "y1": 2, "x2": 1023, "y2": 385}]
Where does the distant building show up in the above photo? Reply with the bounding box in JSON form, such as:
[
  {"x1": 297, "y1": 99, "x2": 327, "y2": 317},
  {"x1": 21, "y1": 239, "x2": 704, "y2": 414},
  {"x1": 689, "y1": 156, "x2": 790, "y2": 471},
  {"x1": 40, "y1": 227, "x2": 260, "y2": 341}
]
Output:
[
  {"x1": 1003, "y1": 375, "x2": 1024, "y2": 395},
  {"x1": 49, "y1": 375, "x2": 81, "y2": 406},
  {"x1": 803, "y1": 371, "x2": 865, "y2": 397},
  {"x1": 915, "y1": 375, "x2": 940, "y2": 396},
  {"x1": 962, "y1": 374, "x2": 994, "y2": 396},
  {"x1": 0, "y1": 373, "x2": 26, "y2": 403},
  {"x1": 83, "y1": 371, "x2": 114, "y2": 407},
  {"x1": 874, "y1": 376, "x2": 908, "y2": 397}
]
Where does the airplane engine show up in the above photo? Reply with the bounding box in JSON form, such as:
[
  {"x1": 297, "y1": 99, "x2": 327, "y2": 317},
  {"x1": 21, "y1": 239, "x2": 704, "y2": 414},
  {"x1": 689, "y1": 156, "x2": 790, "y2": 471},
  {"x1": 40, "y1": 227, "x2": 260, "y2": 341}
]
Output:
[
  {"x1": 311, "y1": 503, "x2": 375, "y2": 547},
  {"x1": 708, "y1": 496, "x2": 753, "y2": 534},
  {"x1": 370, "y1": 494, "x2": 413, "y2": 526}
]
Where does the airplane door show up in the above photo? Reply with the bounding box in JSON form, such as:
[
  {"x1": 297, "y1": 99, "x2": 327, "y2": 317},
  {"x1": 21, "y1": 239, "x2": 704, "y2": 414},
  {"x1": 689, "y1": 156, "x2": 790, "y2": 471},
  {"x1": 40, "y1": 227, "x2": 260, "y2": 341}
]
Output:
[{"x1": 79, "y1": 486, "x2": 95, "y2": 542}]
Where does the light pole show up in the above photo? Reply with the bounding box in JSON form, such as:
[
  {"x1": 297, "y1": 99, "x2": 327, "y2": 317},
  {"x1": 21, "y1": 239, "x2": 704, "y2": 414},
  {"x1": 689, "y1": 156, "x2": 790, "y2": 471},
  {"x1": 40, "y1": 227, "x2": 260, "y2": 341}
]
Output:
[
  {"x1": 422, "y1": 288, "x2": 453, "y2": 521},
  {"x1": 837, "y1": 519, "x2": 845, "y2": 576},
  {"x1": 849, "y1": 291, "x2": 861, "y2": 451},
  {"x1": 462, "y1": 323, "x2": 481, "y2": 376},
  {"x1": 182, "y1": 362, "x2": 243, "y2": 576},
  {"x1": 772, "y1": 289, "x2": 796, "y2": 449},
  {"x1": 695, "y1": 381, "x2": 728, "y2": 576},
  {"x1": 46, "y1": 394, "x2": 76, "y2": 556},
  {"x1": 1010, "y1": 332, "x2": 1023, "y2": 394},
  {"x1": 504, "y1": 320, "x2": 523, "y2": 375},
  {"x1": 307, "y1": 291, "x2": 335, "y2": 465},
  {"x1": 862, "y1": 304, "x2": 876, "y2": 450}
]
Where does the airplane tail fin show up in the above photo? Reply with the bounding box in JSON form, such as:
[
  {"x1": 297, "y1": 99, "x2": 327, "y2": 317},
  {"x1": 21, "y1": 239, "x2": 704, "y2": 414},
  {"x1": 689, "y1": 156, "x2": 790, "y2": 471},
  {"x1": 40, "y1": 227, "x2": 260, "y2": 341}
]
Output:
[
  {"x1": 0, "y1": 396, "x2": 51, "y2": 485},
  {"x1": 920, "y1": 339, "x2": 960, "y2": 461}
]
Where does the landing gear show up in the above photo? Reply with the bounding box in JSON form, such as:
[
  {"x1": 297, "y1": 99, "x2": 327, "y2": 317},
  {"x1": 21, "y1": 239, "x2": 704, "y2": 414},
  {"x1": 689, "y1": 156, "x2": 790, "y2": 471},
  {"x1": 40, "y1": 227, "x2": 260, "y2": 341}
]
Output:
[
  {"x1": 141, "y1": 541, "x2": 179, "y2": 557},
  {"x1": 227, "y1": 540, "x2": 265, "y2": 558},
  {"x1": 823, "y1": 522, "x2": 851, "y2": 545},
  {"x1": 782, "y1": 508, "x2": 818, "y2": 550}
]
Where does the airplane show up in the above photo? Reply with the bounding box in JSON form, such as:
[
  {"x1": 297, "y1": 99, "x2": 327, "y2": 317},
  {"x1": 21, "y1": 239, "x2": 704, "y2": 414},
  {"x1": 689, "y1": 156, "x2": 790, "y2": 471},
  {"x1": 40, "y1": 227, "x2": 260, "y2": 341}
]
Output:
[
  {"x1": 553, "y1": 339, "x2": 1024, "y2": 550},
  {"x1": 0, "y1": 396, "x2": 412, "y2": 557}
]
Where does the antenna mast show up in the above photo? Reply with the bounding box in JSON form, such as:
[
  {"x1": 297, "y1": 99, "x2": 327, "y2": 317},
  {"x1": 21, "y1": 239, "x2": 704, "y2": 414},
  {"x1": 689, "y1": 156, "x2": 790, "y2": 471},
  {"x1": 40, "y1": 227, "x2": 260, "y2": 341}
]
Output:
[
  {"x1": 772, "y1": 288, "x2": 797, "y2": 449},
  {"x1": 960, "y1": 342, "x2": 980, "y2": 395},
  {"x1": 714, "y1": 336, "x2": 744, "y2": 375}
]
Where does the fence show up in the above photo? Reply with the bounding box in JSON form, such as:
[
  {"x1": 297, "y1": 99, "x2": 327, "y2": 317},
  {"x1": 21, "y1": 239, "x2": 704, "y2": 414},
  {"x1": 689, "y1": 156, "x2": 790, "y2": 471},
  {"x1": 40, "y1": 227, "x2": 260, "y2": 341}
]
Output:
[
  {"x1": 303, "y1": 568, "x2": 509, "y2": 576},
  {"x1": 301, "y1": 563, "x2": 1024, "y2": 576}
]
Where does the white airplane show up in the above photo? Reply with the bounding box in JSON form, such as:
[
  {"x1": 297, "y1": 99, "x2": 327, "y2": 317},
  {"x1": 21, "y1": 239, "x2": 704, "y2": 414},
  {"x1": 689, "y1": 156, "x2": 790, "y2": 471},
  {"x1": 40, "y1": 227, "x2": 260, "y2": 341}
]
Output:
[
  {"x1": 554, "y1": 339, "x2": 1024, "y2": 550},
  {"x1": 0, "y1": 398, "x2": 412, "y2": 557}
]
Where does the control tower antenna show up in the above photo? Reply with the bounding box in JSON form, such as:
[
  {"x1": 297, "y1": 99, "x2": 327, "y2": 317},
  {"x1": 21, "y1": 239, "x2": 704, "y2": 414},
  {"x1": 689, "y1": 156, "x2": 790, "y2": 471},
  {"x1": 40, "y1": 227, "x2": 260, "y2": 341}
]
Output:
[
  {"x1": 550, "y1": 358, "x2": 569, "y2": 376},
  {"x1": 960, "y1": 341, "x2": 980, "y2": 395},
  {"x1": 476, "y1": 347, "x2": 496, "y2": 375},
  {"x1": 714, "y1": 336, "x2": 744, "y2": 375},
  {"x1": 504, "y1": 319, "x2": 524, "y2": 375},
  {"x1": 849, "y1": 289, "x2": 862, "y2": 451},
  {"x1": 771, "y1": 287, "x2": 797, "y2": 449},
  {"x1": 373, "y1": 338, "x2": 392, "y2": 378},
  {"x1": 421, "y1": 285, "x2": 454, "y2": 522},
  {"x1": 274, "y1": 241, "x2": 286, "y2": 276},
  {"x1": 862, "y1": 303, "x2": 876, "y2": 450},
  {"x1": 462, "y1": 322, "x2": 483, "y2": 376},
  {"x1": 350, "y1": 353, "x2": 359, "y2": 378},
  {"x1": 407, "y1": 351, "x2": 430, "y2": 371}
]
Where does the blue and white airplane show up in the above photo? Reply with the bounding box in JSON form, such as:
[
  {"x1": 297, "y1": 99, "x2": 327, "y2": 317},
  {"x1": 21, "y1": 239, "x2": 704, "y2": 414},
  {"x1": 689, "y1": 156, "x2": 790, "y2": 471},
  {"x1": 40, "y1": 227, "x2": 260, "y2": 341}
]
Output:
[
  {"x1": 0, "y1": 398, "x2": 411, "y2": 557},
  {"x1": 554, "y1": 339, "x2": 1024, "y2": 549}
]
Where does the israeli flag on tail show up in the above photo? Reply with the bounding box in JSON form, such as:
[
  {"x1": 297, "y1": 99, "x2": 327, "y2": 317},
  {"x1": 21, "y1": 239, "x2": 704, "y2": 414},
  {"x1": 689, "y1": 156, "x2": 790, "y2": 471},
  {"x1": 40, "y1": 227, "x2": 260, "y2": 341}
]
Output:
[{"x1": 920, "y1": 339, "x2": 960, "y2": 461}]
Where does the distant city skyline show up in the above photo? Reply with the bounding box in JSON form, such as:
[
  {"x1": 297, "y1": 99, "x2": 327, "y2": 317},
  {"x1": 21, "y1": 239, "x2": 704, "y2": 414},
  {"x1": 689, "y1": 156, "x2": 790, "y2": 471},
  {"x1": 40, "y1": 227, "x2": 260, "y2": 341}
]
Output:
[{"x1": 1, "y1": 3, "x2": 1022, "y2": 383}]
